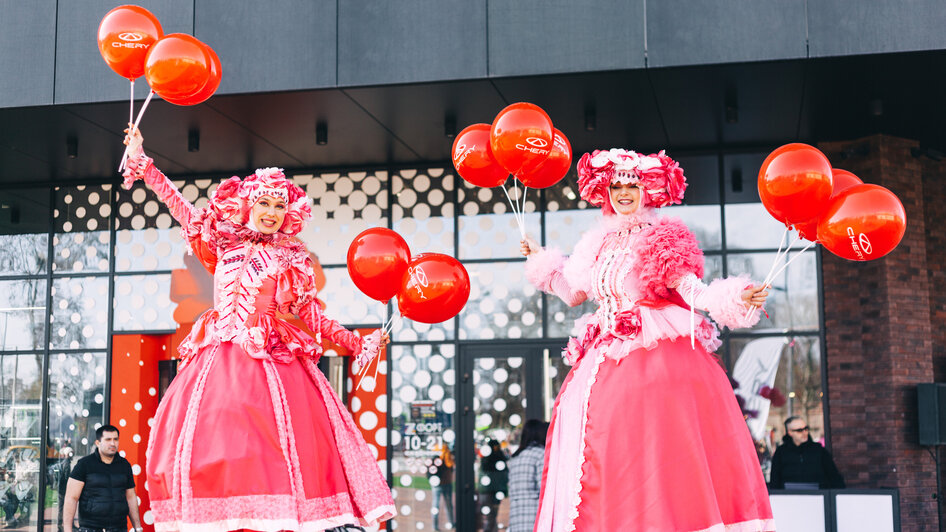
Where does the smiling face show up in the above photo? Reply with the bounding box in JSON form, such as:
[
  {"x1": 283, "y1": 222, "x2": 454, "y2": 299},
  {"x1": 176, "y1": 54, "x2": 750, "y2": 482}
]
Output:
[
  {"x1": 609, "y1": 182, "x2": 642, "y2": 215},
  {"x1": 251, "y1": 195, "x2": 287, "y2": 234}
]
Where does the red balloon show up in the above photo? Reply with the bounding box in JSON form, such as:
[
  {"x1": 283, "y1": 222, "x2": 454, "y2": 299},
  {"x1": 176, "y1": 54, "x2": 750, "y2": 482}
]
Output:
[
  {"x1": 452, "y1": 124, "x2": 509, "y2": 188},
  {"x1": 489, "y1": 102, "x2": 554, "y2": 177},
  {"x1": 795, "y1": 168, "x2": 863, "y2": 241},
  {"x1": 758, "y1": 143, "x2": 834, "y2": 225},
  {"x1": 397, "y1": 254, "x2": 471, "y2": 324},
  {"x1": 144, "y1": 34, "x2": 213, "y2": 102},
  {"x1": 161, "y1": 44, "x2": 222, "y2": 106},
  {"x1": 347, "y1": 228, "x2": 411, "y2": 303},
  {"x1": 518, "y1": 128, "x2": 572, "y2": 189},
  {"x1": 97, "y1": 5, "x2": 164, "y2": 80},
  {"x1": 816, "y1": 184, "x2": 906, "y2": 261}
]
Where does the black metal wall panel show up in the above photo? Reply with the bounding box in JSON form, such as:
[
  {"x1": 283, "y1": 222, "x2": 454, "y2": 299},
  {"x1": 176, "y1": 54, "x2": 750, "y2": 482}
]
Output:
[
  {"x1": 54, "y1": 0, "x2": 194, "y2": 105},
  {"x1": 195, "y1": 0, "x2": 337, "y2": 93},
  {"x1": 0, "y1": 1, "x2": 57, "y2": 108},
  {"x1": 809, "y1": 0, "x2": 946, "y2": 57},
  {"x1": 646, "y1": 0, "x2": 807, "y2": 67},
  {"x1": 337, "y1": 0, "x2": 488, "y2": 86},
  {"x1": 487, "y1": 0, "x2": 645, "y2": 77}
]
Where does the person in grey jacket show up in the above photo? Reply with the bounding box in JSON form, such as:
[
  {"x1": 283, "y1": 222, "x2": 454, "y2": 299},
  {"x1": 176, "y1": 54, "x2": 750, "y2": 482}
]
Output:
[{"x1": 507, "y1": 420, "x2": 549, "y2": 532}]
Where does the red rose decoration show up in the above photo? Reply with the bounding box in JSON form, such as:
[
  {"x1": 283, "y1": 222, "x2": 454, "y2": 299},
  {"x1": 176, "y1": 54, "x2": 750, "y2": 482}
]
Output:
[{"x1": 613, "y1": 307, "x2": 643, "y2": 338}]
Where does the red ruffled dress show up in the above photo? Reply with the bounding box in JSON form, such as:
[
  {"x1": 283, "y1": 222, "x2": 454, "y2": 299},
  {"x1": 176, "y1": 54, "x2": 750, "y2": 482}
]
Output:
[
  {"x1": 134, "y1": 161, "x2": 395, "y2": 532},
  {"x1": 525, "y1": 213, "x2": 775, "y2": 532}
]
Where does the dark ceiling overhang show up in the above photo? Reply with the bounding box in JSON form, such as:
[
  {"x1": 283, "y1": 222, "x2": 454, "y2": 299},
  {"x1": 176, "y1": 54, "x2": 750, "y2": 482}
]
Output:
[{"x1": 2, "y1": 50, "x2": 946, "y2": 186}]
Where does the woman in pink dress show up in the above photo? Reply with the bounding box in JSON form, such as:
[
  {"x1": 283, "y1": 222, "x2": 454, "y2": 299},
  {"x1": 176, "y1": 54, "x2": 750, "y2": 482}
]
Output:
[
  {"x1": 122, "y1": 129, "x2": 395, "y2": 532},
  {"x1": 520, "y1": 149, "x2": 775, "y2": 532}
]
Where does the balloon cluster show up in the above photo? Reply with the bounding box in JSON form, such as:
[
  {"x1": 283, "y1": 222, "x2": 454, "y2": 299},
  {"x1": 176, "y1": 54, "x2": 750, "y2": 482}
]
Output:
[
  {"x1": 98, "y1": 5, "x2": 222, "y2": 107},
  {"x1": 347, "y1": 228, "x2": 470, "y2": 324},
  {"x1": 758, "y1": 143, "x2": 906, "y2": 262},
  {"x1": 452, "y1": 103, "x2": 571, "y2": 236}
]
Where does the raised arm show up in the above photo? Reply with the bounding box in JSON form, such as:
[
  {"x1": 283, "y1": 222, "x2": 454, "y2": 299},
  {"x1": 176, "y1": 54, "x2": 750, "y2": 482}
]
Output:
[{"x1": 122, "y1": 127, "x2": 197, "y2": 228}]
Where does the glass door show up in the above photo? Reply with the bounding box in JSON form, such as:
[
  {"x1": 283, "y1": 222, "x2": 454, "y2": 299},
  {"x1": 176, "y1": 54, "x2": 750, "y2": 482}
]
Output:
[{"x1": 454, "y1": 343, "x2": 567, "y2": 532}]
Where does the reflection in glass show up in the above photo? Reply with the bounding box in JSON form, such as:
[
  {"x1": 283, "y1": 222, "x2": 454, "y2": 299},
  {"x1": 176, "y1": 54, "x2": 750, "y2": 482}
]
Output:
[
  {"x1": 662, "y1": 204, "x2": 722, "y2": 250},
  {"x1": 724, "y1": 203, "x2": 789, "y2": 250},
  {"x1": 115, "y1": 228, "x2": 184, "y2": 272},
  {"x1": 45, "y1": 352, "x2": 107, "y2": 532},
  {"x1": 0, "y1": 280, "x2": 46, "y2": 351},
  {"x1": 0, "y1": 355, "x2": 42, "y2": 531},
  {"x1": 727, "y1": 252, "x2": 819, "y2": 331},
  {"x1": 728, "y1": 336, "x2": 823, "y2": 482},
  {"x1": 50, "y1": 277, "x2": 109, "y2": 350},
  {"x1": 390, "y1": 344, "x2": 456, "y2": 531},
  {"x1": 0, "y1": 235, "x2": 48, "y2": 277},
  {"x1": 113, "y1": 275, "x2": 175, "y2": 331},
  {"x1": 472, "y1": 357, "x2": 524, "y2": 532}
]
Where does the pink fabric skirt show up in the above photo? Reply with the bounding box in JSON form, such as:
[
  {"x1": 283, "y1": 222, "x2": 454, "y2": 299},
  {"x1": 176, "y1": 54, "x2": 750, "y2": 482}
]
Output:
[
  {"x1": 146, "y1": 342, "x2": 394, "y2": 532},
  {"x1": 537, "y1": 336, "x2": 775, "y2": 532}
]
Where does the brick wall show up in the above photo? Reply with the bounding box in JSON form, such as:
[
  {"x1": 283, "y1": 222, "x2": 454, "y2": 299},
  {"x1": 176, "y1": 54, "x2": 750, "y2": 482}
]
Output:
[{"x1": 819, "y1": 135, "x2": 939, "y2": 531}]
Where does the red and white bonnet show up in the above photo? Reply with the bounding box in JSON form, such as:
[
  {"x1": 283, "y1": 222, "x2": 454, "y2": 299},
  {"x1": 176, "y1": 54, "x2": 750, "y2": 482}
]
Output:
[
  {"x1": 209, "y1": 167, "x2": 312, "y2": 235},
  {"x1": 576, "y1": 148, "x2": 687, "y2": 214}
]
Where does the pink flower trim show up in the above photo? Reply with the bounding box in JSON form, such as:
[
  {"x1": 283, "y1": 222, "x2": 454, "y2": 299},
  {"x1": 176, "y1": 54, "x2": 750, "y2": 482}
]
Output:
[
  {"x1": 703, "y1": 275, "x2": 761, "y2": 330},
  {"x1": 562, "y1": 313, "x2": 599, "y2": 366},
  {"x1": 612, "y1": 307, "x2": 642, "y2": 338},
  {"x1": 524, "y1": 247, "x2": 566, "y2": 292}
]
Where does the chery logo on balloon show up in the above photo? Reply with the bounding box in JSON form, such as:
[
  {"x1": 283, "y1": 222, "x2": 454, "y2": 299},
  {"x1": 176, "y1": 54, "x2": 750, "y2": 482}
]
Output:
[
  {"x1": 526, "y1": 137, "x2": 549, "y2": 148},
  {"x1": 407, "y1": 265, "x2": 429, "y2": 300},
  {"x1": 119, "y1": 32, "x2": 144, "y2": 41},
  {"x1": 454, "y1": 143, "x2": 475, "y2": 166},
  {"x1": 516, "y1": 138, "x2": 551, "y2": 156},
  {"x1": 845, "y1": 227, "x2": 869, "y2": 260}
]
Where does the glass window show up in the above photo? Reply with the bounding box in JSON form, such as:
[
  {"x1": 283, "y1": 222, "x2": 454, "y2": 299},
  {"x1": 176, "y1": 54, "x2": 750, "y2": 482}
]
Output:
[
  {"x1": 390, "y1": 343, "x2": 456, "y2": 532},
  {"x1": 113, "y1": 275, "x2": 175, "y2": 331},
  {"x1": 53, "y1": 186, "x2": 111, "y2": 273},
  {"x1": 728, "y1": 335, "x2": 823, "y2": 482},
  {"x1": 0, "y1": 354, "x2": 43, "y2": 531},
  {"x1": 458, "y1": 181, "x2": 539, "y2": 260},
  {"x1": 114, "y1": 181, "x2": 185, "y2": 272},
  {"x1": 460, "y1": 263, "x2": 542, "y2": 340},
  {"x1": 303, "y1": 170, "x2": 391, "y2": 265},
  {"x1": 663, "y1": 204, "x2": 723, "y2": 250},
  {"x1": 318, "y1": 267, "x2": 385, "y2": 327},
  {"x1": 727, "y1": 252, "x2": 820, "y2": 331},
  {"x1": 0, "y1": 280, "x2": 47, "y2": 351},
  {"x1": 50, "y1": 277, "x2": 109, "y2": 350},
  {"x1": 44, "y1": 351, "x2": 107, "y2": 532},
  {"x1": 724, "y1": 203, "x2": 792, "y2": 250},
  {"x1": 0, "y1": 189, "x2": 49, "y2": 277}
]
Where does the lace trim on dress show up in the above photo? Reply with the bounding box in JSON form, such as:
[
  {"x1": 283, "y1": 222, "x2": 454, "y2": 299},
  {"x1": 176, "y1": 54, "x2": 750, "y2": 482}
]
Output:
[
  {"x1": 215, "y1": 244, "x2": 282, "y2": 342},
  {"x1": 262, "y1": 360, "x2": 308, "y2": 510},
  {"x1": 563, "y1": 347, "x2": 608, "y2": 532},
  {"x1": 174, "y1": 344, "x2": 220, "y2": 519}
]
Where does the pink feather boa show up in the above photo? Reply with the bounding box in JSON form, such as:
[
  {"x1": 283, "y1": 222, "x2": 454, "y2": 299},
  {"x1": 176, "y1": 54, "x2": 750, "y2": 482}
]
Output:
[{"x1": 562, "y1": 213, "x2": 703, "y2": 300}]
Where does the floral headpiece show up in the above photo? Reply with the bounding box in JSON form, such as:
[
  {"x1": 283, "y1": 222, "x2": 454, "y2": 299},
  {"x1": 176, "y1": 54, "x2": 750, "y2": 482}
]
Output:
[
  {"x1": 576, "y1": 148, "x2": 687, "y2": 214},
  {"x1": 209, "y1": 167, "x2": 312, "y2": 235}
]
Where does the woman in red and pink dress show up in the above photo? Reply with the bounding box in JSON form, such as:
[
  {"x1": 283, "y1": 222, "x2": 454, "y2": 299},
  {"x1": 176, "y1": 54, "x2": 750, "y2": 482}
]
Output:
[
  {"x1": 520, "y1": 149, "x2": 775, "y2": 532},
  {"x1": 122, "y1": 129, "x2": 395, "y2": 532}
]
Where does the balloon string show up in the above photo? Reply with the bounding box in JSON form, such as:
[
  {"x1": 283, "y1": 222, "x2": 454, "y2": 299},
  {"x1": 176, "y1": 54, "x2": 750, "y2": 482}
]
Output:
[
  {"x1": 129, "y1": 80, "x2": 135, "y2": 136},
  {"x1": 745, "y1": 226, "x2": 792, "y2": 321},
  {"x1": 501, "y1": 183, "x2": 526, "y2": 239},
  {"x1": 767, "y1": 239, "x2": 816, "y2": 283},
  {"x1": 119, "y1": 90, "x2": 154, "y2": 172}
]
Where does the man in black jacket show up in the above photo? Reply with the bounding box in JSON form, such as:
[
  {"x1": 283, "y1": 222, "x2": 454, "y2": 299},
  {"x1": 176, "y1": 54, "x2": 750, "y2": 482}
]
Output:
[
  {"x1": 769, "y1": 416, "x2": 846, "y2": 489},
  {"x1": 63, "y1": 425, "x2": 143, "y2": 532}
]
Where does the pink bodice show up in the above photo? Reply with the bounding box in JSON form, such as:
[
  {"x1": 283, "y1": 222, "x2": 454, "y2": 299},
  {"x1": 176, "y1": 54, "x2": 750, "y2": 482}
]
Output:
[{"x1": 589, "y1": 229, "x2": 644, "y2": 334}]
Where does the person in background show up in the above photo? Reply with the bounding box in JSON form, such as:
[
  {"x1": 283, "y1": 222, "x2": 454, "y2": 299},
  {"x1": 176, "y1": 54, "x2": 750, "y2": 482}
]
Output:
[
  {"x1": 429, "y1": 442, "x2": 455, "y2": 531},
  {"x1": 62, "y1": 425, "x2": 142, "y2": 532},
  {"x1": 507, "y1": 420, "x2": 549, "y2": 532},
  {"x1": 769, "y1": 416, "x2": 845, "y2": 489},
  {"x1": 477, "y1": 439, "x2": 508, "y2": 532}
]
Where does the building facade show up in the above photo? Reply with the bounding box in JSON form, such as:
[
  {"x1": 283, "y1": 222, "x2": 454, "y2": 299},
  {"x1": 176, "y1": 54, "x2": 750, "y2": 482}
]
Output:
[{"x1": 2, "y1": 1, "x2": 946, "y2": 531}]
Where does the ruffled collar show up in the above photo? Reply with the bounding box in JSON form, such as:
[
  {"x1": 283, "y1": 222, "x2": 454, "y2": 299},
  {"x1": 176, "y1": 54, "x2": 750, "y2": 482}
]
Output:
[
  {"x1": 601, "y1": 207, "x2": 657, "y2": 234},
  {"x1": 217, "y1": 219, "x2": 292, "y2": 246}
]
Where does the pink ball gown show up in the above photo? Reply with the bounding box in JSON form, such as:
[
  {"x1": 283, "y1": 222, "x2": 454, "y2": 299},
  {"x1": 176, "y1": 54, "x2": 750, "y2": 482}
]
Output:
[
  {"x1": 525, "y1": 211, "x2": 776, "y2": 532},
  {"x1": 126, "y1": 157, "x2": 395, "y2": 532}
]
